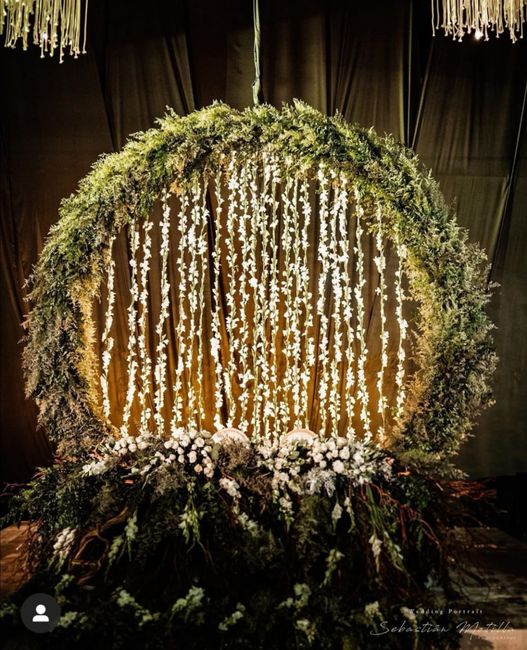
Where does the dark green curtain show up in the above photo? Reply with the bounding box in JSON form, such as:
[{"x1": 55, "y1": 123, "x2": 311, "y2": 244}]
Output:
[{"x1": 1, "y1": 0, "x2": 526, "y2": 482}]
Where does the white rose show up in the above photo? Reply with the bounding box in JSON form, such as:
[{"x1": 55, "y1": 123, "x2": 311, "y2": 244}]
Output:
[
  {"x1": 353, "y1": 451, "x2": 364, "y2": 465},
  {"x1": 332, "y1": 460, "x2": 345, "y2": 474}
]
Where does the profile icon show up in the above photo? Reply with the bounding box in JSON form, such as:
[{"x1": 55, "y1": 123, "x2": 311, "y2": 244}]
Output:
[
  {"x1": 20, "y1": 593, "x2": 60, "y2": 633},
  {"x1": 32, "y1": 603, "x2": 50, "y2": 623}
]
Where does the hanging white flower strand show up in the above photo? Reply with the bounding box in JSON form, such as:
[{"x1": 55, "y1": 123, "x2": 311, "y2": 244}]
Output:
[
  {"x1": 265, "y1": 155, "x2": 282, "y2": 438},
  {"x1": 153, "y1": 189, "x2": 171, "y2": 434},
  {"x1": 121, "y1": 219, "x2": 140, "y2": 433},
  {"x1": 316, "y1": 166, "x2": 331, "y2": 436},
  {"x1": 171, "y1": 189, "x2": 190, "y2": 430},
  {"x1": 138, "y1": 215, "x2": 154, "y2": 435},
  {"x1": 211, "y1": 170, "x2": 225, "y2": 431},
  {"x1": 288, "y1": 177, "x2": 308, "y2": 430},
  {"x1": 353, "y1": 187, "x2": 372, "y2": 441},
  {"x1": 334, "y1": 174, "x2": 356, "y2": 440},
  {"x1": 395, "y1": 237, "x2": 408, "y2": 421},
  {"x1": 183, "y1": 179, "x2": 206, "y2": 431},
  {"x1": 328, "y1": 171, "x2": 345, "y2": 437},
  {"x1": 298, "y1": 176, "x2": 315, "y2": 430},
  {"x1": 224, "y1": 155, "x2": 242, "y2": 428},
  {"x1": 280, "y1": 172, "x2": 297, "y2": 431},
  {"x1": 374, "y1": 203, "x2": 388, "y2": 443},
  {"x1": 100, "y1": 236, "x2": 115, "y2": 419},
  {"x1": 236, "y1": 162, "x2": 255, "y2": 432},
  {"x1": 248, "y1": 156, "x2": 269, "y2": 440},
  {"x1": 195, "y1": 178, "x2": 210, "y2": 431}
]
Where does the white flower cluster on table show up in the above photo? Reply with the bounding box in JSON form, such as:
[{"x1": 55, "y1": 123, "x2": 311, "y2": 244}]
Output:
[
  {"x1": 103, "y1": 429, "x2": 215, "y2": 479},
  {"x1": 80, "y1": 428, "x2": 392, "y2": 506},
  {"x1": 159, "y1": 429, "x2": 214, "y2": 479},
  {"x1": 258, "y1": 435, "x2": 392, "y2": 499}
]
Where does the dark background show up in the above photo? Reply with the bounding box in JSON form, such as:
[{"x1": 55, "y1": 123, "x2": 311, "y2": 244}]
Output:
[{"x1": 1, "y1": 0, "x2": 526, "y2": 482}]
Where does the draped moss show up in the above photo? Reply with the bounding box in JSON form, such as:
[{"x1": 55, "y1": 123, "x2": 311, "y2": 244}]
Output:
[{"x1": 24, "y1": 101, "x2": 496, "y2": 461}]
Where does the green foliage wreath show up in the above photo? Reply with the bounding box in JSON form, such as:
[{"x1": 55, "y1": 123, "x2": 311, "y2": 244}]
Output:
[
  {"x1": 24, "y1": 101, "x2": 495, "y2": 460},
  {"x1": 1, "y1": 102, "x2": 496, "y2": 649}
]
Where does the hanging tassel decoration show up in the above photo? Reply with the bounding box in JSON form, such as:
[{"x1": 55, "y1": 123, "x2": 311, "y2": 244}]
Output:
[{"x1": 1, "y1": 0, "x2": 89, "y2": 61}]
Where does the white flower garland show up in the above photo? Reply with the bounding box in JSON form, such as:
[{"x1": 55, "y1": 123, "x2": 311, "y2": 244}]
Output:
[
  {"x1": 183, "y1": 180, "x2": 205, "y2": 430},
  {"x1": 137, "y1": 215, "x2": 154, "y2": 435},
  {"x1": 195, "y1": 179, "x2": 209, "y2": 431},
  {"x1": 353, "y1": 187, "x2": 372, "y2": 441},
  {"x1": 236, "y1": 162, "x2": 255, "y2": 432},
  {"x1": 225, "y1": 155, "x2": 241, "y2": 427},
  {"x1": 100, "y1": 236, "x2": 115, "y2": 419},
  {"x1": 171, "y1": 189, "x2": 190, "y2": 429},
  {"x1": 374, "y1": 203, "x2": 388, "y2": 443},
  {"x1": 395, "y1": 238, "x2": 408, "y2": 421},
  {"x1": 288, "y1": 178, "x2": 305, "y2": 429},
  {"x1": 316, "y1": 166, "x2": 331, "y2": 436},
  {"x1": 153, "y1": 189, "x2": 171, "y2": 434},
  {"x1": 299, "y1": 177, "x2": 315, "y2": 429},
  {"x1": 266, "y1": 155, "x2": 282, "y2": 437},
  {"x1": 248, "y1": 156, "x2": 269, "y2": 439},
  {"x1": 121, "y1": 219, "x2": 140, "y2": 433},
  {"x1": 211, "y1": 170, "x2": 225, "y2": 431},
  {"x1": 336, "y1": 175, "x2": 356, "y2": 440},
  {"x1": 328, "y1": 171, "x2": 344, "y2": 435},
  {"x1": 279, "y1": 172, "x2": 296, "y2": 431}
]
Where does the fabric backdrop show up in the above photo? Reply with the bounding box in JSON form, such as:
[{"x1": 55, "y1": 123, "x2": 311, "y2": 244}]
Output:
[{"x1": 1, "y1": 0, "x2": 526, "y2": 482}]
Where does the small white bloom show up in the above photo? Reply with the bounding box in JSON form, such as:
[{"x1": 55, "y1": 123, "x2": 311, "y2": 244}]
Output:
[
  {"x1": 332, "y1": 502, "x2": 343, "y2": 526},
  {"x1": 219, "y1": 477, "x2": 240, "y2": 498},
  {"x1": 353, "y1": 451, "x2": 364, "y2": 465},
  {"x1": 400, "y1": 607, "x2": 416, "y2": 623},
  {"x1": 332, "y1": 460, "x2": 345, "y2": 474}
]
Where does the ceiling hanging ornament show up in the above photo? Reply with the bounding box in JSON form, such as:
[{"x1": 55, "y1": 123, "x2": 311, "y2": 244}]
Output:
[
  {"x1": 432, "y1": 0, "x2": 527, "y2": 41},
  {"x1": 0, "y1": 0, "x2": 88, "y2": 61}
]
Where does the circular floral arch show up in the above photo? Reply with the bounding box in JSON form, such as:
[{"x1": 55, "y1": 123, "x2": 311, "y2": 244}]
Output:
[{"x1": 24, "y1": 101, "x2": 496, "y2": 462}]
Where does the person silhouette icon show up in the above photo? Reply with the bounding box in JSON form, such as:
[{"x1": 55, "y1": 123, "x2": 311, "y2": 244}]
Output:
[
  {"x1": 32, "y1": 604, "x2": 50, "y2": 623},
  {"x1": 21, "y1": 593, "x2": 60, "y2": 632}
]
